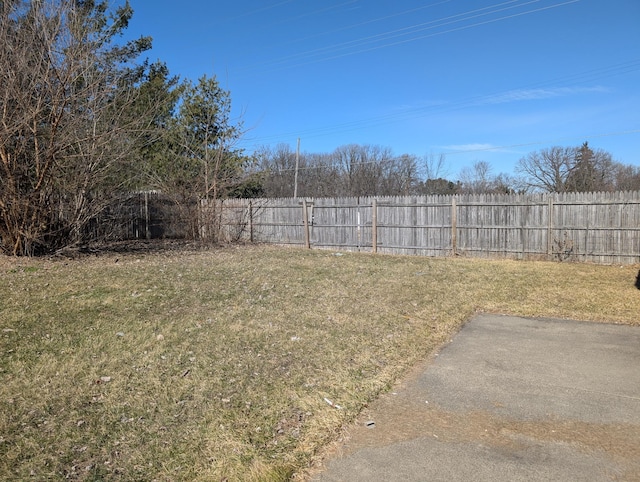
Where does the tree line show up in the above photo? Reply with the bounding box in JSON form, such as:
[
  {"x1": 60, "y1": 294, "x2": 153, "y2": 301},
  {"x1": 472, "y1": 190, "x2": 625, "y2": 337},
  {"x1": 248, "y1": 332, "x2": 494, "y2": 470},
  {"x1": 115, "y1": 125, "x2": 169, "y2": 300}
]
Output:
[
  {"x1": 253, "y1": 141, "x2": 640, "y2": 198},
  {"x1": 2, "y1": 1, "x2": 639, "y2": 255}
]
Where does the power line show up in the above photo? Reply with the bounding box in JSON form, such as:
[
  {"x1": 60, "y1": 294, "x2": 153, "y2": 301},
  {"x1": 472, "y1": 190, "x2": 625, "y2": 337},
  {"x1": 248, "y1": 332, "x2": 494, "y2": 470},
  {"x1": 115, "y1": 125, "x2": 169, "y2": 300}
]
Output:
[
  {"x1": 220, "y1": 1, "x2": 637, "y2": 170},
  {"x1": 234, "y1": 0, "x2": 579, "y2": 76},
  {"x1": 314, "y1": 0, "x2": 581, "y2": 64},
  {"x1": 283, "y1": 1, "x2": 543, "y2": 63},
  {"x1": 242, "y1": 58, "x2": 640, "y2": 146},
  {"x1": 274, "y1": 0, "x2": 455, "y2": 47},
  {"x1": 234, "y1": 0, "x2": 456, "y2": 71},
  {"x1": 222, "y1": 0, "x2": 619, "y2": 147}
]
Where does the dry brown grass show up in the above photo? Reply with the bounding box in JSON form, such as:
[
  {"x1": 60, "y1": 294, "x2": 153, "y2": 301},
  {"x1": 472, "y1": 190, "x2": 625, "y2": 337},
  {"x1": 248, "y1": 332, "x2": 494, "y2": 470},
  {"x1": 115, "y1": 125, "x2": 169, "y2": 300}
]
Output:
[{"x1": 1, "y1": 245, "x2": 638, "y2": 480}]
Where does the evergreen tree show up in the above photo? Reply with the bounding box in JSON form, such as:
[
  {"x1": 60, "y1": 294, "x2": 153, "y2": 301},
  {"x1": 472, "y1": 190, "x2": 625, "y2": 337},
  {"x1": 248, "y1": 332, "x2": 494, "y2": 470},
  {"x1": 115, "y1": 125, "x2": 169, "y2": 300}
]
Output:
[
  {"x1": 566, "y1": 142, "x2": 613, "y2": 192},
  {"x1": 169, "y1": 75, "x2": 246, "y2": 200}
]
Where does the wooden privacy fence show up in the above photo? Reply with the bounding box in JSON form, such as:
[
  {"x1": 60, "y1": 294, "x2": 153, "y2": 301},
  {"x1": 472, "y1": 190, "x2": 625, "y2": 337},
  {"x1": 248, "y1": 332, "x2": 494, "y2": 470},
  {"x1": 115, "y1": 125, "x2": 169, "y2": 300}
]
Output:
[
  {"x1": 212, "y1": 191, "x2": 640, "y2": 265},
  {"x1": 88, "y1": 192, "x2": 195, "y2": 241}
]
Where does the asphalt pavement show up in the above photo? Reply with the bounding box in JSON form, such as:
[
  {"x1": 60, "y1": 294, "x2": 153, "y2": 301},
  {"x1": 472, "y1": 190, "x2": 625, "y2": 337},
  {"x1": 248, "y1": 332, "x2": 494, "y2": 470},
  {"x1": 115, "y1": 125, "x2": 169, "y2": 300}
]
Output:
[{"x1": 312, "y1": 314, "x2": 640, "y2": 481}]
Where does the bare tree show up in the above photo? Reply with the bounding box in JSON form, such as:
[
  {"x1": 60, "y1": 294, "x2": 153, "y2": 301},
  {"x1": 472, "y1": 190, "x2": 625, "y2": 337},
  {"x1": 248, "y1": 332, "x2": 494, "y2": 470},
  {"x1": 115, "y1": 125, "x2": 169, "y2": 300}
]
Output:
[
  {"x1": 256, "y1": 144, "x2": 440, "y2": 197},
  {"x1": 255, "y1": 144, "x2": 299, "y2": 198},
  {"x1": 516, "y1": 146, "x2": 578, "y2": 193},
  {"x1": 381, "y1": 154, "x2": 419, "y2": 195},
  {"x1": 422, "y1": 152, "x2": 449, "y2": 181},
  {"x1": 517, "y1": 143, "x2": 626, "y2": 193},
  {"x1": 302, "y1": 152, "x2": 340, "y2": 197},
  {"x1": 459, "y1": 161, "x2": 493, "y2": 194},
  {"x1": 332, "y1": 144, "x2": 395, "y2": 196},
  {"x1": 457, "y1": 161, "x2": 523, "y2": 194},
  {"x1": 612, "y1": 163, "x2": 640, "y2": 191},
  {"x1": 0, "y1": 0, "x2": 153, "y2": 255}
]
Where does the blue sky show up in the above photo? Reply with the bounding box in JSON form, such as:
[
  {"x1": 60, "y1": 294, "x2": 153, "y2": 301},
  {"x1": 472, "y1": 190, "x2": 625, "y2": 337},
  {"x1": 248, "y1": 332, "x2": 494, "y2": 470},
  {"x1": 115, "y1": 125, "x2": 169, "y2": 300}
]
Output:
[{"x1": 126, "y1": 0, "x2": 640, "y2": 177}]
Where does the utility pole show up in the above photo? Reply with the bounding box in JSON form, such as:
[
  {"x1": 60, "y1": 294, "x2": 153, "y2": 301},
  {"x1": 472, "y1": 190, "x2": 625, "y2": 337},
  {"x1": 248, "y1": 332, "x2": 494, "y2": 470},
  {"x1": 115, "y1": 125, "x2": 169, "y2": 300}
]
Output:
[{"x1": 293, "y1": 137, "x2": 300, "y2": 198}]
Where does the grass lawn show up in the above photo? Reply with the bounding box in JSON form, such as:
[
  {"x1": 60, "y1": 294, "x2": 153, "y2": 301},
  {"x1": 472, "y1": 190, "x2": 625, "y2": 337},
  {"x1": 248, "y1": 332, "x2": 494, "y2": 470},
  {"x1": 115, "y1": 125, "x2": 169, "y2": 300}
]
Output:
[{"x1": 1, "y1": 245, "x2": 639, "y2": 480}]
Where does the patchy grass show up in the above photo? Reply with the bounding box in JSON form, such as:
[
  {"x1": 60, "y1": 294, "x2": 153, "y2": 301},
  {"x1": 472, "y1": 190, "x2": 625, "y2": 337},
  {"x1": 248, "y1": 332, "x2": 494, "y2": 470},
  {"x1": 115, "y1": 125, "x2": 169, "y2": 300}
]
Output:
[{"x1": 1, "y1": 246, "x2": 638, "y2": 480}]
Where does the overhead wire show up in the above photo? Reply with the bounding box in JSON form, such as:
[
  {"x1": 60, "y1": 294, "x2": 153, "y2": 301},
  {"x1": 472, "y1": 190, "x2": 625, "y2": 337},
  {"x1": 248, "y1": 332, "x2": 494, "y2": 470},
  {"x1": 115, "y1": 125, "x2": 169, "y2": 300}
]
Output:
[
  {"x1": 220, "y1": 1, "x2": 638, "y2": 165},
  {"x1": 234, "y1": 0, "x2": 578, "y2": 75},
  {"x1": 308, "y1": 0, "x2": 581, "y2": 65},
  {"x1": 233, "y1": 0, "x2": 456, "y2": 71},
  {"x1": 267, "y1": 0, "x2": 455, "y2": 48},
  {"x1": 237, "y1": 0, "x2": 629, "y2": 146},
  {"x1": 242, "y1": 58, "x2": 640, "y2": 145},
  {"x1": 255, "y1": 0, "x2": 362, "y2": 29},
  {"x1": 272, "y1": 0, "x2": 542, "y2": 65}
]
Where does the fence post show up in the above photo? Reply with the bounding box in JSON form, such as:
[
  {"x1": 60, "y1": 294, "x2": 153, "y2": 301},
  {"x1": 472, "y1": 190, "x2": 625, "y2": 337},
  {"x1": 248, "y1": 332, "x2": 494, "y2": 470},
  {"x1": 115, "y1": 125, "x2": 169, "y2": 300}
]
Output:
[
  {"x1": 249, "y1": 201, "x2": 254, "y2": 243},
  {"x1": 372, "y1": 199, "x2": 377, "y2": 253},
  {"x1": 451, "y1": 197, "x2": 457, "y2": 256},
  {"x1": 144, "y1": 191, "x2": 151, "y2": 240},
  {"x1": 547, "y1": 196, "x2": 553, "y2": 258},
  {"x1": 302, "y1": 199, "x2": 311, "y2": 249}
]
